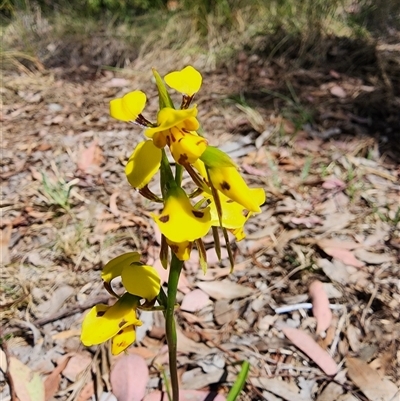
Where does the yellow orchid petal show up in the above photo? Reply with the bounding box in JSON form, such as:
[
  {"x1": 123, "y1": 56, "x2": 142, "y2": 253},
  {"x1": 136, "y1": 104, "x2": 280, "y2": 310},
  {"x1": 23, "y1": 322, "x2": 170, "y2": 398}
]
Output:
[
  {"x1": 208, "y1": 167, "x2": 263, "y2": 212},
  {"x1": 101, "y1": 252, "x2": 141, "y2": 283},
  {"x1": 168, "y1": 127, "x2": 207, "y2": 165},
  {"x1": 145, "y1": 107, "x2": 199, "y2": 138},
  {"x1": 166, "y1": 239, "x2": 192, "y2": 261},
  {"x1": 151, "y1": 186, "x2": 211, "y2": 243},
  {"x1": 125, "y1": 140, "x2": 162, "y2": 189},
  {"x1": 121, "y1": 264, "x2": 161, "y2": 301},
  {"x1": 164, "y1": 66, "x2": 202, "y2": 96},
  {"x1": 231, "y1": 227, "x2": 246, "y2": 241},
  {"x1": 111, "y1": 325, "x2": 136, "y2": 355},
  {"x1": 209, "y1": 192, "x2": 246, "y2": 229},
  {"x1": 110, "y1": 90, "x2": 147, "y2": 122},
  {"x1": 80, "y1": 294, "x2": 142, "y2": 346},
  {"x1": 192, "y1": 159, "x2": 208, "y2": 181},
  {"x1": 153, "y1": 131, "x2": 168, "y2": 148}
]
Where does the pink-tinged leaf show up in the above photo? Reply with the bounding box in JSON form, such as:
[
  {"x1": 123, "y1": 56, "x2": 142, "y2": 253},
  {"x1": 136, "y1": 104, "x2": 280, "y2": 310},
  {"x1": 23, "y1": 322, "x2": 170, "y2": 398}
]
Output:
[
  {"x1": 143, "y1": 390, "x2": 226, "y2": 401},
  {"x1": 77, "y1": 140, "x2": 103, "y2": 174},
  {"x1": 110, "y1": 355, "x2": 149, "y2": 401},
  {"x1": 282, "y1": 327, "x2": 338, "y2": 375},
  {"x1": 309, "y1": 280, "x2": 332, "y2": 334},
  {"x1": 9, "y1": 357, "x2": 45, "y2": 401},
  {"x1": 330, "y1": 85, "x2": 347, "y2": 98},
  {"x1": 44, "y1": 354, "x2": 72, "y2": 401},
  {"x1": 181, "y1": 289, "x2": 210, "y2": 312},
  {"x1": 322, "y1": 247, "x2": 364, "y2": 268},
  {"x1": 290, "y1": 216, "x2": 323, "y2": 228},
  {"x1": 241, "y1": 164, "x2": 266, "y2": 177},
  {"x1": 322, "y1": 177, "x2": 346, "y2": 189}
]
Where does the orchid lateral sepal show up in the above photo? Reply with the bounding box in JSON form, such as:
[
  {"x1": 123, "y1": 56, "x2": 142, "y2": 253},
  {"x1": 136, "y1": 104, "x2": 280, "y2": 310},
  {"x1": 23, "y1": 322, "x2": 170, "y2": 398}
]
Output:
[
  {"x1": 195, "y1": 238, "x2": 208, "y2": 274},
  {"x1": 184, "y1": 163, "x2": 210, "y2": 194},
  {"x1": 133, "y1": 114, "x2": 156, "y2": 128},
  {"x1": 212, "y1": 226, "x2": 222, "y2": 261},
  {"x1": 152, "y1": 68, "x2": 175, "y2": 109},
  {"x1": 160, "y1": 234, "x2": 169, "y2": 270},
  {"x1": 180, "y1": 94, "x2": 194, "y2": 110},
  {"x1": 139, "y1": 186, "x2": 163, "y2": 203},
  {"x1": 103, "y1": 281, "x2": 120, "y2": 299}
]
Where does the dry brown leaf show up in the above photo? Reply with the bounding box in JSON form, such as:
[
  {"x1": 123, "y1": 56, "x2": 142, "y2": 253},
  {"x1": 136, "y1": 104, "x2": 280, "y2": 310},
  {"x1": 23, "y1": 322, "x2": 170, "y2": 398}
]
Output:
[
  {"x1": 176, "y1": 327, "x2": 213, "y2": 355},
  {"x1": 317, "y1": 258, "x2": 350, "y2": 285},
  {"x1": 330, "y1": 85, "x2": 347, "y2": 98},
  {"x1": 282, "y1": 327, "x2": 338, "y2": 375},
  {"x1": 354, "y1": 249, "x2": 395, "y2": 265},
  {"x1": 78, "y1": 140, "x2": 103, "y2": 174},
  {"x1": 321, "y1": 247, "x2": 364, "y2": 268},
  {"x1": 196, "y1": 280, "x2": 253, "y2": 300},
  {"x1": 109, "y1": 191, "x2": 121, "y2": 217},
  {"x1": 0, "y1": 225, "x2": 12, "y2": 265},
  {"x1": 143, "y1": 390, "x2": 226, "y2": 401},
  {"x1": 317, "y1": 239, "x2": 362, "y2": 250},
  {"x1": 110, "y1": 354, "x2": 149, "y2": 401},
  {"x1": 251, "y1": 377, "x2": 312, "y2": 401},
  {"x1": 44, "y1": 354, "x2": 72, "y2": 401},
  {"x1": 62, "y1": 353, "x2": 92, "y2": 382},
  {"x1": 346, "y1": 357, "x2": 398, "y2": 401},
  {"x1": 9, "y1": 357, "x2": 45, "y2": 401},
  {"x1": 309, "y1": 280, "x2": 332, "y2": 334},
  {"x1": 181, "y1": 289, "x2": 210, "y2": 312},
  {"x1": 77, "y1": 381, "x2": 94, "y2": 401}
]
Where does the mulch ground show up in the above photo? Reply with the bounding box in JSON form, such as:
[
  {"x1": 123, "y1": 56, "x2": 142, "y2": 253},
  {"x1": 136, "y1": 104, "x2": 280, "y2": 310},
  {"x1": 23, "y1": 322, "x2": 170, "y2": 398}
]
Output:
[{"x1": 1, "y1": 44, "x2": 400, "y2": 401}]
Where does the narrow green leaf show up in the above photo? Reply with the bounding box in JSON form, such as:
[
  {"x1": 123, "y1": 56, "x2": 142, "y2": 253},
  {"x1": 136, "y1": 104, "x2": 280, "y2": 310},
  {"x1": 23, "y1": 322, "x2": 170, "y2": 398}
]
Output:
[{"x1": 226, "y1": 361, "x2": 250, "y2": 401}]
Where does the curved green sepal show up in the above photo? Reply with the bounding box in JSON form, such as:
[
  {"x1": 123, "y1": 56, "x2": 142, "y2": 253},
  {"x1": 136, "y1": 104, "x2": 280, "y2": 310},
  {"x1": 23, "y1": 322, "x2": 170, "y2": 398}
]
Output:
[
  {"x1": 152, "y1": 68, "x2": 174, "y2": 109},
  {"x1": 200, "y1": 146, "x2": 237, "y2": 168}
]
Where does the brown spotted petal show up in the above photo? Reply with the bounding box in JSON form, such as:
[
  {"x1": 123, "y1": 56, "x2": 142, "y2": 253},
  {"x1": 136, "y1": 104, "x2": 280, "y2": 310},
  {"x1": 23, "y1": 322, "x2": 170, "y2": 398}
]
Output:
[
  {"x1": 207, "y1": 166, "x2": 263, "y2": 212},
  {"x1": 167, "y1": 127, "x2": 207, "y2": 165},
  {"x1": 80, "y1": 293, "x2": 142, "y2": 348},
  {"x1": 151, "y1": 186, "x2": 211, "y2": 243}
]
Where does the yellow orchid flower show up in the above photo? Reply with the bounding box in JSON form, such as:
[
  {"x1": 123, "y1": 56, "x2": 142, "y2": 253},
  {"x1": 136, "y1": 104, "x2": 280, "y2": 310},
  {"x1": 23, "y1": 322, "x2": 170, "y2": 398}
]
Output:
[
  {"x1": 101, "y1": 253, "x2": 161, "y2": 302},
  {"x1": 164, "y1": 66, "x2": 202, "y2": 97},
  {"x1": 151, "y1": 186, "x2": 211, "y2": 243},
  {"x1": 207, "y1": 166, "x2": 262, "y2": 213},
  {"x1": 125, "y1": 140, "x2": 162, "y2": 189},
  {"x1": 167, "y1": 127, "x2": 207, "y2": 165},
  {"x1": 166, "y1": 239, "x2": 192, "y2": 261},
  {"x1": 81, "y1": 293, "x2": 142, "y2": 355},
  {"x1": 110, "y1": 90, "x2": 147, "y2": 122},
  {"x1": 208, "y1": 188, "x2": 265, "y2": 240},
  {"x1": 145, "y1": 107, "x2": 199, "y2": 139}
]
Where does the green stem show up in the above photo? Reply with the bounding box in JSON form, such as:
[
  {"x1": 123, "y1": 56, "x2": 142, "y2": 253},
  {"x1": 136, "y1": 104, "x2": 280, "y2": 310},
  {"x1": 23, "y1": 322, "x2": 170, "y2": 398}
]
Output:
[
  {"x1": 175, "y1": 164, "x2": 183, "y2": 186},
  {"x1": 165, "y1": 254, "x2": 183, "y2": 401}
]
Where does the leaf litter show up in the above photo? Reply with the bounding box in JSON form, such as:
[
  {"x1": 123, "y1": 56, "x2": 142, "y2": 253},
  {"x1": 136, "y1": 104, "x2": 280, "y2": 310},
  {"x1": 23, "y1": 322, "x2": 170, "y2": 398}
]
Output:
[{"x1": 1, "y1": 47, "x2": 400, "y2": 401}]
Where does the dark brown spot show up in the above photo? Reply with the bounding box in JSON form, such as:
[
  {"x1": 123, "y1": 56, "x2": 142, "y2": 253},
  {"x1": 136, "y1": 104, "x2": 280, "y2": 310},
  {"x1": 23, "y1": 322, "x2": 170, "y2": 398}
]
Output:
[
  {"x1": 117, "y1": 329, "x2": 124, "y2": 335},
  {"x1": 119, "y1": 319, "x2": 127, "y2": 328},
  {"x1": 96, "y1": 311, "x2": 106, "y2": 317},
  {"x1": 196, "y1": 140, "x2": 204, "y2": 146},
  {"x1": 226, "y1": 199, "x2": 234, "y2": 203},
  {"x1": 170, "y1": 133, "x2": 176, "y2": 142},
  {"x1": 159, "y1": 215, "x2": 170, "y2": 223},
  {"x1": 220, "y1": 181, "x2": 230, "y2": 191},
  {"x1": 192, "y1": 210, "x2": 204, "y2": 218},
  {"x1": 166, "y1": 135, "x2": 171, "y2": 146},
  {"x1": 170, "y1": 244, "x2": 179, "y2": 253},
  {"x1": 178, "y1": 154, "x2": 188, "y2": 165}
]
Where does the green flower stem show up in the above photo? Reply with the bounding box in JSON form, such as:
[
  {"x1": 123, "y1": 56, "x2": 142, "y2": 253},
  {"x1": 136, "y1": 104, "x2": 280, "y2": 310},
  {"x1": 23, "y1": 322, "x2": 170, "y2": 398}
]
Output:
[
  {"x1": 175, "y1": 164, "x2": 183, "y2": 186},
  {"x1": 165, "y1": 253, "x2": 183, "y2": 401},
  {"x1": 160, "y1": 150, "x2": 176, "y2": 198}
]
